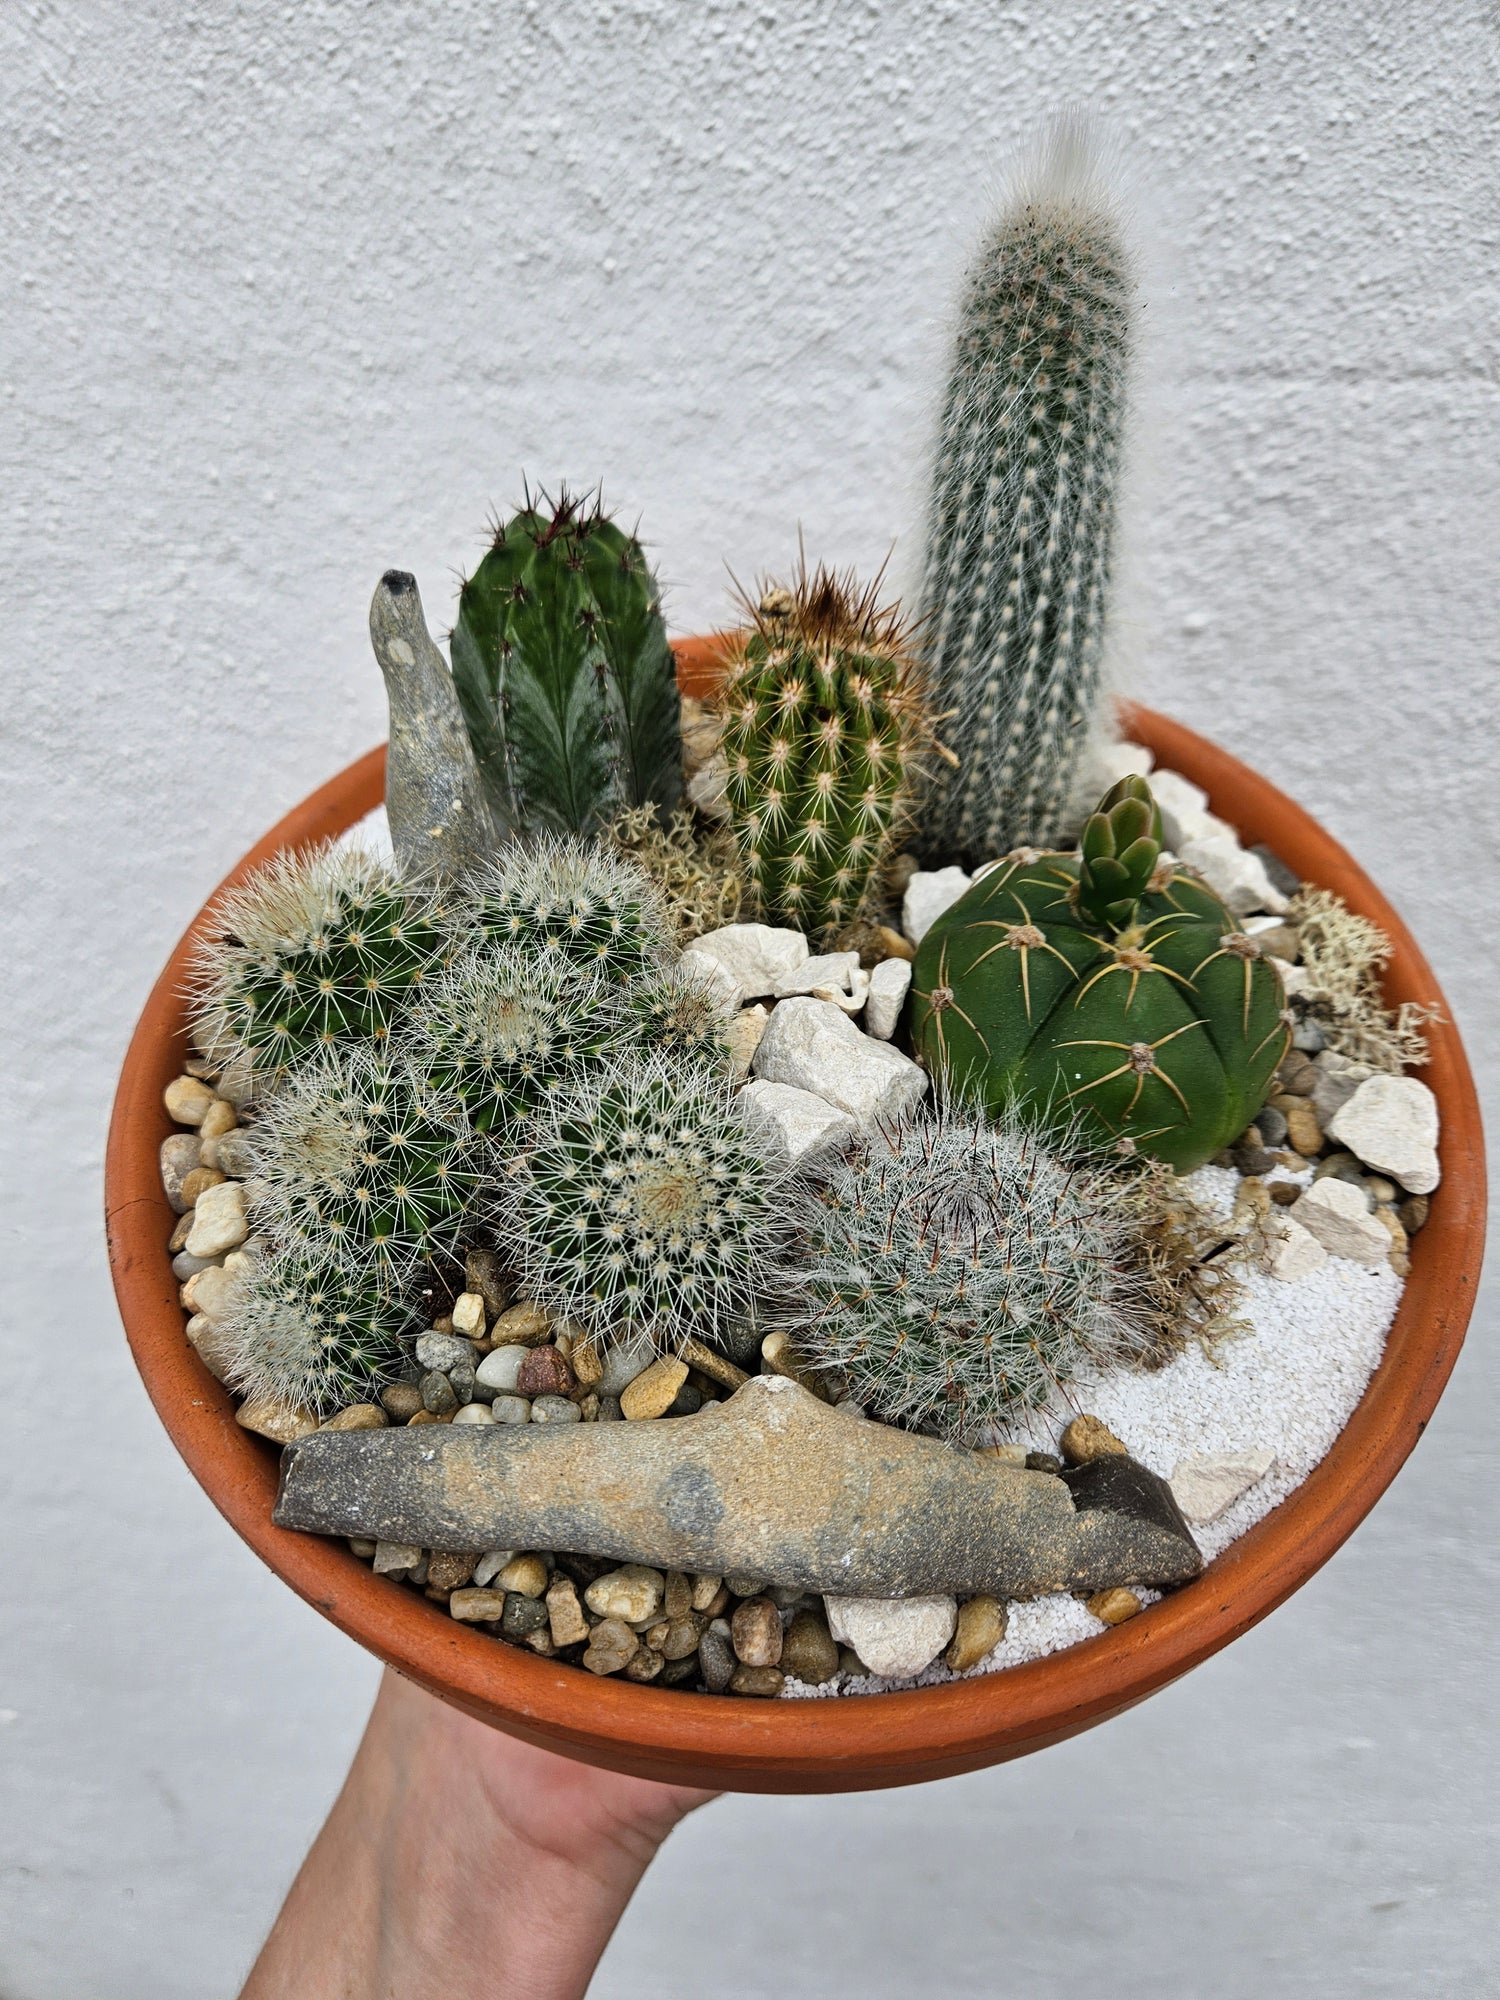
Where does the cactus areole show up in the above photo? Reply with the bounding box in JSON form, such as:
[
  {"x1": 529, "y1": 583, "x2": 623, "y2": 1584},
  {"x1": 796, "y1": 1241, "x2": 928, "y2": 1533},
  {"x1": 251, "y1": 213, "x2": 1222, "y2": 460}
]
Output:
[{"x1": 910, "y1": 779, "x2": 1289, "y2": 1172}]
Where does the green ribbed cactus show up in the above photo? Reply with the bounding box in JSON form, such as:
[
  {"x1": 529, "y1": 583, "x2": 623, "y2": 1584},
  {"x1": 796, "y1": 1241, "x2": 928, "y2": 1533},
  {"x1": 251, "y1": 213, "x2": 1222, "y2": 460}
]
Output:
[
  {"x1": 910, "y1": 778, "x2": 1288, "y2": 1172},
  {"x1": 220, "y1": 1244, "x2": 422, "y2": 1417},
  {"x1": 404, "y1": 944, "x2": 624, "y2": 1140},
  {"x1": 780, "y1": 1106, "x2": 1152, "y2": 1442},
  {"x1": 249, "y1": 1047, "x2": 481, "y2": 1268},
  {"x1": 450, "y1": 489, "x2": 682, "y2": 838},
  {"x1": 190, "y1": 844, "x2": 444, "y2": 1089},
  {"x1": 453, "y1": 836, "x2": 668, "y2": 985},
  {"x1": 916, "y1": 139, "x2": 1133, "y2": 865},
  {"x1": 718, "y1": 564, "x2": 933, "y2": 948}
]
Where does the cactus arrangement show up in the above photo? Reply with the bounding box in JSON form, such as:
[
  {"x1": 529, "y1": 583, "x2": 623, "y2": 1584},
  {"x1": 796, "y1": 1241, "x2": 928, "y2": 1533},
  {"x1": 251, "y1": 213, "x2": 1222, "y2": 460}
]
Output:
[
  {"x1": 718, "y1": 563, "x2": 935, "y2": 947},
  {"x1": 780, "y1": 1106, "x2": 1154, "y2": 1441},
  {"x1": 451, "y1": 489, "x2": 683, "y2": 839},
  {"x1": 910, "y1": 776, "x2": 1288, "y2": 1172},
  {"x1": 493, "y1": 1048, "x2": 795, "y2": 1363},
  {"x1": 190, "y1": 844, "x2": 444, "y2": 1089},
  {"x1": 915, "y1": 141, "x2": 1132, "y2": 866}
]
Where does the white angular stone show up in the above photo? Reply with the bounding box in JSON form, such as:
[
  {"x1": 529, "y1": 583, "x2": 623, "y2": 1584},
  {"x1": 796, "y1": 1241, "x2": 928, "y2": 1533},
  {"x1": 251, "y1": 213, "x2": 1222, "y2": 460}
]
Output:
[
  {"x1": 1169, "y1": 1449, "x2": 1277, "y2": 1525},
  {"x1": 1149, "y1": 768, "x2": 1233, "y2": 851},
  {"x1": 474, "y1": 1344, "x2": 529, "y2": 1394},
  {"x1": 180, "y1": 1261, "x2": 245, "y2": 1320},
  {"x1": 1264, "y1": 1211, "x2": 1328, "y2": 1282},
  {"x1": 677, "y1": 949, "x2": 742, "y2": 1015},
  {"x1": 825, "y1": 1594, "x2": 958, "y2": 1679},
  {"x1": 865, "y1": 956, "x2": 913, "y2": 1040},
  {"x1": 1289, "y1": 1178, "x2": 1391, "y2": 1265},
  {"x1": 773, "y1": 950, "x2": 860, "y2": 998},
  {"x1": 683, "y1": 922, "x2": 810, "y2": 1004},
  {"x1": 1177, "y1": 833, "x2": 1289, "y2": 917},
  {"x1": 740, "y1": 1079, "x2": 858, "y2": 1167},
  {"x1": 815, "y1": 965, "x2": 870, "y2": 1015},
  {"x1": 184, "y1": 1178, "x2": 248, "y2": 1259},
  {"x1": 451, "y1": 1291, "x2": 486, "y2": 1338},
  {"x1": 725, "y1": 1003, "x2": 769, "y2": 1080},
  {"x1": 1327, "y1": 1074, "x2": 1440, "y2": 1195},
  {"x1": 1079, "y1": 737, "x2": 1155, "y2": 799},
  {"x1": 751, "y1": 996, "x2": 927, "y2": 1130},
  {"x1": 902, "y1": 866, "x2": 972, "y2": 945}
]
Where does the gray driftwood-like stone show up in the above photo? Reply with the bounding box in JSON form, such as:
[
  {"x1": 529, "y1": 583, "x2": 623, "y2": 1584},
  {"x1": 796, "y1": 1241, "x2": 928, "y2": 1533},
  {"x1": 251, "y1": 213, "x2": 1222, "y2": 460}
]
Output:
[
  {"x1": 275, "y1": 1375, "x2": 1201, "y2": 1599},
  {"x1": 369, "y1": 571, "x2": 497, "y2": 883}
]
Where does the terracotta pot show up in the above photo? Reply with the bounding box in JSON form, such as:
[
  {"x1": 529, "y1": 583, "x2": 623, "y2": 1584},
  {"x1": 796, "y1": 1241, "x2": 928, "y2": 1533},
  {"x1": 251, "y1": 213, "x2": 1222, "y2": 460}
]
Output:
[{"x1": 106, "y1": 637, "x2": 1486, "y2": 1793}]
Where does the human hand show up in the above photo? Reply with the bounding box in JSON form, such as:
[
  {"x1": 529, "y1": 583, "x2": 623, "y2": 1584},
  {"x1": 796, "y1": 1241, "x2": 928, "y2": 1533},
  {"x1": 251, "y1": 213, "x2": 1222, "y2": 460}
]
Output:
[{"x1": 241, "y1": 1667, "x2": 717, "y2": 1999}]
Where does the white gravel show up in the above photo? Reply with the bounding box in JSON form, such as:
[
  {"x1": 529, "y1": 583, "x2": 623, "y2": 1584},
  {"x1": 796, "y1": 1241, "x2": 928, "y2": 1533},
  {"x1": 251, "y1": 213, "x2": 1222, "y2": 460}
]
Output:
[{"x1": 784, "y1": 1165, "x2": 1404, "y2": 1698}]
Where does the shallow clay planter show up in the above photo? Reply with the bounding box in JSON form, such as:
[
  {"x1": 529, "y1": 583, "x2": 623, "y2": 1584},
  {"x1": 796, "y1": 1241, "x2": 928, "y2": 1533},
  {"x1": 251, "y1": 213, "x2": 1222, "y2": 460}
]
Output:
[{"x1": 106, "y1": 637, "x2": 1487, "y2": 1793}]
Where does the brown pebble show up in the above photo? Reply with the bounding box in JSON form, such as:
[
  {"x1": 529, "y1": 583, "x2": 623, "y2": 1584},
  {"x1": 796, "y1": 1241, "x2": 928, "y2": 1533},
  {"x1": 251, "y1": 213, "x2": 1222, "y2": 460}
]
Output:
[
  {"x1": 178, "y1": 1165, "x2": 226, "y2": 1208},
  {"x1": 1269, "y1": 1182, "x2": 1302, "y2": 1207},
  {"x1": 516, "y1": 1345, "x2": 576, "y2": 1398},
  {"x1": 524, "y1": 1628, "x2": 557, "y2": 1656},
  {"x1": 545, "y1": 1575, "x2": 591, "y2": 1648},
  {"x1": 1026, "y1": 1451, "x2": 1063, "y2": 1475},
  {"x1": 659, "y1": 1617, "x2": 705, "y2": 1661},
  {"x1": 1283, "y1": 1101, "x2": 1324, "y2": 1158},
  {"x1": 1087, "y1": 1587, "x2": 1143, "y2": 1625},
  {"x1": 465, "y1": 1249, "x2": 511, "y2": 1321},
  {"x1": 571, "y1": 1340, "x2": 604, "y2": 1389},
  {"x1": 164, "y1": 1074, "x2": 217, "y2": 1125},
  {"x1": 729, "y1": 1664, "x2": 785, "y2": 1698},
  {"x1": 380, "y1": 1382, "x2": 424, "y2": 1421},
  {"x1": 1275, "y1": 1050, "x2": 1319, "y2": 1096},
  {"x1": 620, "y1": 1356, "x2": 688, "y2": 1421},
  {"x1": 946, "y1": 1595, "x2": 1007, "y2": 1672},
  {"x1": 690, "y1": 1573, "x2": 724, "y2": 1613},
  {"x1": 407, "y1": 1409, "x2": 451, "y2": 1426},
  {"x1": 664, "y1": 1571, "x2": 693, "y2": 1620},
  {"x1": 579, "y1": 1394, "x2": 601, "y2": 1422},
  {"x1": 624, "y1": 1648, "x2": 664, "y2": 1682},
  {"x1": 198, "y1": 1097, "x2": 238, "y2": 1140},
  {"x1": 320, "y1": 1403, "x2": 388, "y2": 1432},
  {"x1": 699, "y1": 1583, "x2": 731, "y2": 1620},
  {"x1": 1399, "y1": 1194, "x2": 1430, "y2": 1234},
  {"x1": 431, "y1": 1314, "x2": 455, "y2": 1335},
  {"x1": 168, "y1": 1210, "x2": 194, "y2": 1253},
  {"x1": 490, "y1": 1301, "x2": 553, "y2": 1347},
  {"x1": 582, "y1": 1617, "x2": 640, "y2": 1676},
  {"x1": 780, "y1": 1609, "x2": 839, "y2": 1685},
  {"x1": 676, "y1": 1335, "x2": 750, "y2": 1392},
  {"x1": 1060, "y1": 1414, "x2": 1130, "y2": 1466},
  {"x1": 426, "y1": 1550, "x2": 478, "y2": 1593},
  {"x1": 496, "y1": 1554, "x2": 549, "y2": 1598},
  {"x1": 448, "y1": 1587, "x2": 509, "y2": 1623},
  {"x1": 731, "y1": 1595, "x2": 784, "y2": 1667}
]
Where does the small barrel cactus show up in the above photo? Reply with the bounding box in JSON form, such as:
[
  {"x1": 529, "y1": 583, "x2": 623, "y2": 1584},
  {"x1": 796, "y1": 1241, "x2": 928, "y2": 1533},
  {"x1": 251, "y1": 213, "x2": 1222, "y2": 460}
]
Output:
[
  {"x1": 781, "y1": 1107, "x2": 1152, "y2": 1442},
  {"x1": 718, "y1": 563, "x2": 934, "y2": 948},
  {"x1": 910, "y1": 777, "x2": 1289, "y2": 1172},
  {"x1": 219, "y1": 1244, "x2": 422, "y2": 1417},
  {"x1": 622, "y1": 961, "x2": 733, "y2": 1069},
  {"x1": 249, "y1": 1046, "x2": 481, "y2": 1267},
  {"x1": 452, "y1": 835, "x2": 669, "y2": 985},
  {"x1": 492, "y1": 1048, "x2": 794, "y2": 1363},
  {"x1": 190, "y1": 843, "x2": 444, "y2": 1088},
  {"x1": 404, "y1": 943, "x2": 624, "y2": 1140},
  {"x1": 916, "y1": 133, "x2": 1133, "y2": 865},
  {"x1": 450, "y1": 488, "x2": 683, "y2": 838}
]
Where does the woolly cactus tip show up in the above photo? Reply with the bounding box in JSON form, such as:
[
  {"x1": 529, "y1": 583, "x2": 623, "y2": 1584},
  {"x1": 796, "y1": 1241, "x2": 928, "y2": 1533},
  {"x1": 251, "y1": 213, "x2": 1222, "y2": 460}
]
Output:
[{"x1": 451, "y1": 833, "x2": 671, "y2": 983}]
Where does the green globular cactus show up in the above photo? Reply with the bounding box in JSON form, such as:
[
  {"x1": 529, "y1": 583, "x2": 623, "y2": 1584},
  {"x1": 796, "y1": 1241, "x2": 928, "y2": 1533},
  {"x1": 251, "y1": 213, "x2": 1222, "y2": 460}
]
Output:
[
  {"x1": 219, "y1": 1245, "x2": 422, "y2": 1418},
  {"x1": 779, "y1": 1107, "x2": 1153, "y2": 1442},
  {"x1": 453, "y1": 836, "x2": 669, "y2": 985},
  {"x1": 622, "y1": 962, "x2": 733, "y2": 1069},
  {"x1": 249, "y1": 1047, "x2": 482, "y2": 1269},
  {"x1": 190, "y1": 844, "x2": 445, "y2": 1090},
  {"x1": 450, "y1": 488, "x2": 682, "y2": 838},
  {"x1": 493, "y1": 1048, "x2": 794, "y2": 1364},
  {"x1": 916, "y1": 140, "x2": 1133, "y2": 866},
  {"x1": 718, "y1": 563, "x2": 933, "y2": 948},
  {"x1": 404, "y1": 944, "x2": 624, "y2": 1141},
  {"x1": 909, "y1": 778, "x2": 1289, "y2": 1173}
]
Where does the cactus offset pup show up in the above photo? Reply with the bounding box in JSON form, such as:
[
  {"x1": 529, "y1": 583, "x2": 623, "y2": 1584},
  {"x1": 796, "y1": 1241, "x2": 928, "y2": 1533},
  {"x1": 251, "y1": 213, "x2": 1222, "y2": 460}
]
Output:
[
  {"x1": 451, "y1": 489, "x2": 682, "y2": 839},
  {"x1": 910, "y1": 777, "x2": 1289, "y2": 1172},
  {"x1": 718, "y1": 562, "x2": 936, "y2": 948}
]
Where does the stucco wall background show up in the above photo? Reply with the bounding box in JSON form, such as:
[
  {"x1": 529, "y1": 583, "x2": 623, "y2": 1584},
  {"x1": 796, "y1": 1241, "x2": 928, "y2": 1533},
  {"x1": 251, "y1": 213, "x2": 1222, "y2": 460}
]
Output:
[{"x1": 3, "y1": 3, "x2": 1496, "y2": 1995}]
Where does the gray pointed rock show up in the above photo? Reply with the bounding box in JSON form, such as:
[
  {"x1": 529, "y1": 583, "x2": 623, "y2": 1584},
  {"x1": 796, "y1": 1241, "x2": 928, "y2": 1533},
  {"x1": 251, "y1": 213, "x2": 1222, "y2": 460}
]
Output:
[
  {"x1": 275, "y1": 1375, "x2": 1201, "y2": 1600},
  {"x1": 369, "y1": 570, "x2": 498, "y2": 883}
]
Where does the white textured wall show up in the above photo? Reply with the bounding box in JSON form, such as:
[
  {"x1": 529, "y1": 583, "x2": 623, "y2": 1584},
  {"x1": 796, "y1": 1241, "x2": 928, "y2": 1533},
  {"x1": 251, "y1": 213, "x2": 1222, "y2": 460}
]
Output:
[{"x1": 3, "y1": 4, "x2": 1495, "y2": 1995}]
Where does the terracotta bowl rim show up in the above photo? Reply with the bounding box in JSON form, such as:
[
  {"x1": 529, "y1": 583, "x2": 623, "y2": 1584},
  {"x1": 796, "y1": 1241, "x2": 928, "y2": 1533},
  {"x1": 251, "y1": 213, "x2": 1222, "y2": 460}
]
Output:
[{"x1": 105, "y1": 643, "x2": 1487, "y2": 1792}]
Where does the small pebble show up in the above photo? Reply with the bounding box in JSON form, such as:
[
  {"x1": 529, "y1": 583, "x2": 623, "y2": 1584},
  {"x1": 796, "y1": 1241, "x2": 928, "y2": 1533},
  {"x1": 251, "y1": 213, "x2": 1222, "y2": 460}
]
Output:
[
  {"x1": 472, "y1": 1550, "x2": 517, "y2": 1586},
  {"x1": 496, "y1": 1554, "x2": 549, "y2": 1598},
  {"x1": 724, "y1": 1573, "x2": 767, "y2": 1599},
  {"x1": 698, "y1": 1625, "x2": 736, "y2": 1693},
  {"x1": 1283, "y1": 1100, "x2": 1324, "y2": 1158},
  {"x1": 524, "y1": 1628, "x2": 557, "y2": 1656},
  {"x1": 1269, "y1": 1182, "x2": 1302, "y2": 1207},
  {"x1": 347, "y1": 1537, "x2": 377, "y2": 1559},
  {"x1": 373, "y1": 1541, "x2": 422, "y2": 1576},
  {"x1": 490, "y1": 1301, "x2": 553, "y2": 1347},
  {"x1": 448, "y1": 1587, "x2": 508, "y2": 1623},
  {"x1": 946, "y1": 1595, "x2": 1007, "y2": 1672},
  {"x1": 168, "y1": 1209, "x2": 195, "y2": 1252},
  {"x1": 235, "y1": 1394, "x2": 317, "y2": 1444},
  {"x1": 172, "y1": 1249, "x2": 219, "y2": 1280},
  {"x1": 452, "y1": 1402, "x2": 495, "y2": 1425},
  {"x1": 407, "y1": 1409, "x2": 450, "y2": 1426},
  {"x1": 502, "y1": 1593, "x2": 550, "y2": 1640},
  {"x1": 517, "y1": 1346, "x2": 576, "y2": 1398},
  {"x1": 214, "y1": 1128, "x2": 257, "y2": 1177},
  {"x1": 530, "y1": 1394, "x2": 582, "y2": 1424},
  {"x1": 546, "y1": 1575, "x2": 591, "y2": 1648},
  {"x1": 184, "y1": 1178, "x2": 248, "y2": 1258},
  {"x1": 450, "y1": 1291, "x2": 486, "y2": 1339},
  {"x1": 780, "y1": 1609, "x2": 839, "y2": 1685},
  {"x1": 571, "y1": 1341, "x2": 604, "y2": 1389},
  {"x1": 164, "y1": 1075, "x2": 217, "y2": 1125},
  {"x1": 320, "y1": 1403, "x2": 388, "y2": 1432},
  {"x1": 1060, "y1": 1414, "x2": 1130, "y2": 1465},
  {"x1": 579, "y1": 1394, "x2": 601, "y2": 1421},
  {"x1": 465, "y1": 1249, "x2": 511, "y2": 1320},
  {"x1": 489, "y1": 1394, "x2": 532, "y2": 1425},
  {"x1": 624, "y1": 1648, "x2": 664, "y2": 1682},
  {"x1": 1087, "y1": 1588, "x2": 1143, "y2": 1626},
  {"x1": 421, "y1": 1371, "x2": 460, "y2": 1417},
  {"x1": 731, "y1": 1596, "x2": 784, "y2": 1667},
  {"x1": 582, "y1": 1618, "x2": 640, "y2": 1676},
  {"x1": 1399, "y1": 1194, "x2": 1430, "y2": 1234},
  {"x1": 427, "y1": 1550, "x2": 477, "y2": 1593},
  {"x1": 690, "y1": 1573, "x2": 725, "y2": 1612},
  {"x1": 178, "y1": 1165, "x2": 226, "y2": 1208},
  {"x1": 729, "y1": 1664, "x2": 785, "y2": 1698},
  {"x1": 380, "y1": 1382, "x2": 424, "y2": 1421},
  {"x1": 586, "y1": 1565, "x2": 665, "y2": 1624},
  {"x1": 595, "y1": 1395, "x2": 623, "y2": 1422},
  {"x1": 1025, "y1": 1451, "x2": 1063, "y2": 1475},
  {"x1": 475, "y1": 1345, "x2": 529, "y2": 1394},
  {"x1": 415, "y1": 1332, "x2": 478, "y2": 1374},
  {"x1": 1256, "y1": 1104, "x2": 1289, "y2": 1147},
  {"x1": 663, "y1": 1572, "x2": 693, "y2": 1620},
  {"x1": 657, "y1": 1617, "x2": 704, "y2": 1661},
  {"x1": 1276, "y1": 1050, "x2": 1319, "y2": 1095},
  {"x1": 620, "y1": 1356, "x2": 688, "y2": 1421}
]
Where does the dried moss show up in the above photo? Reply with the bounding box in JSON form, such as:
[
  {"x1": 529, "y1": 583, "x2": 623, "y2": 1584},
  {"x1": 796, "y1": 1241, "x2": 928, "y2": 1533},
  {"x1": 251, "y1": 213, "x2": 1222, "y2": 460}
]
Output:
[
  {"x1": 1287, "y1": 887, "x2": 1437, "y2": 1073},
  {"x1": 1120, "y1": 1162, "x2": 1252, "y2": 1368},
  {"x1": 602, "y1": 806, "x2": 746, "y2": 944}
]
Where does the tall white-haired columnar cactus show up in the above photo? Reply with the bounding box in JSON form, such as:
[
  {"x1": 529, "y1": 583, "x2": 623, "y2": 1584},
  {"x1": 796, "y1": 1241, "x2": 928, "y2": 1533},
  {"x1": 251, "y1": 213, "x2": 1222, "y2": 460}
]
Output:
[{"x1": 916, "y1": 128, "x2": 1133, "y2": 866}]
